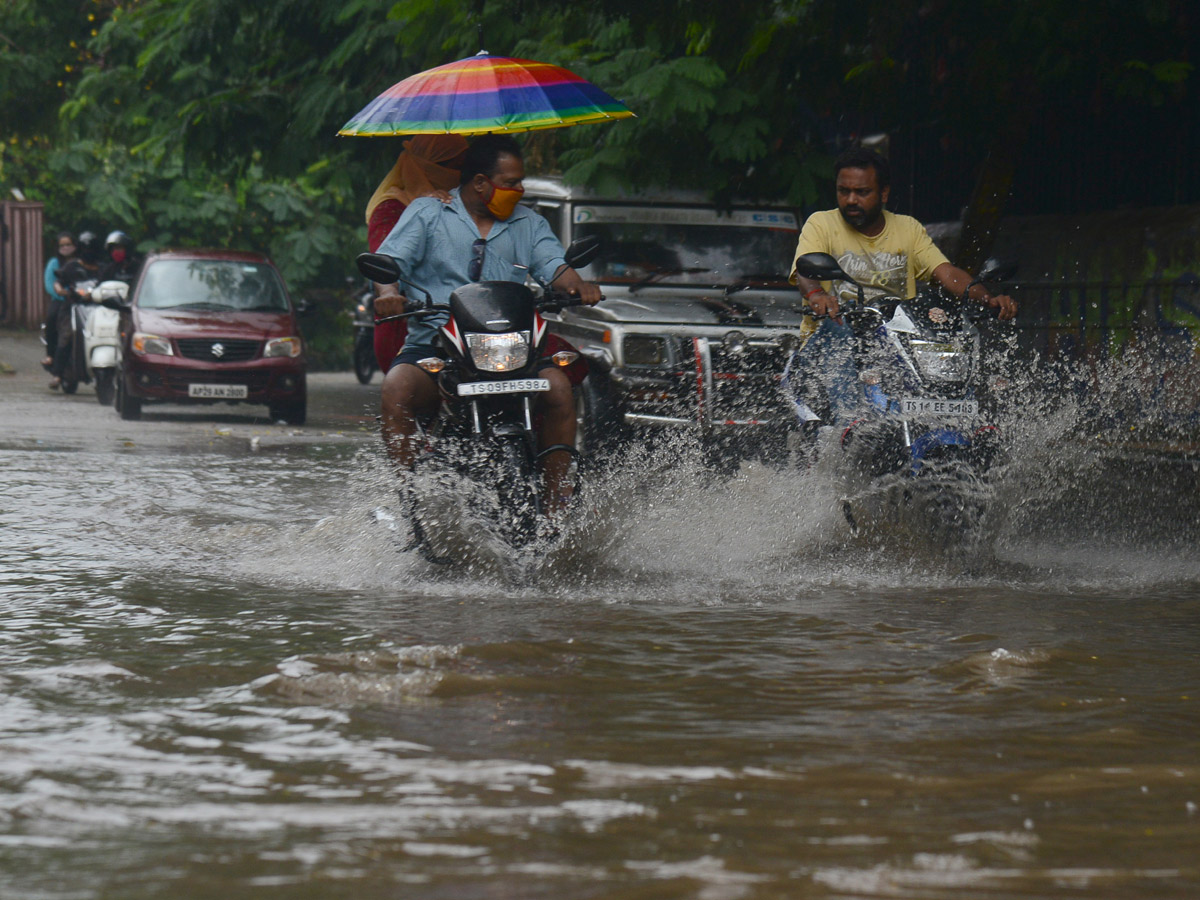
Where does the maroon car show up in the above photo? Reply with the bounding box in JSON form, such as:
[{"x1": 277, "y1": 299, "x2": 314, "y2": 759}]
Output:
[{"x1": 114, "y1": 249, "x2": 307, "y2": 424}]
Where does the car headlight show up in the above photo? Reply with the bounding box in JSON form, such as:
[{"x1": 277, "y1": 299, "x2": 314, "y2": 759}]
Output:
[
  {"x1": 131, "y1": 332, "x2": 172, "y2": 356},
  {"x1": 465, "y1": 331, "x2": 530, "y2": 372},
  {"x1": 264, "y1": 336, "x2": 303, "y2": 358},
  {"x1": 910, "y1": 339, "x2": 969, "y2": 381},
  {"x1": 623, "y1": 335, "x2": 666, "y2": 366}
]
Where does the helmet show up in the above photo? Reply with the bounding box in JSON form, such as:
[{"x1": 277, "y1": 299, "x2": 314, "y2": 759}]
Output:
[
  {"x1": 105, "y1": 230, "x2": 133, "y2": 252},
  {"x1": 76, "y1": 230, "x2": 100, "y2": 261}
]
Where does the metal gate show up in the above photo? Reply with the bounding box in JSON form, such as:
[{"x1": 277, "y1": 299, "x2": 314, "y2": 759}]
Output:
[{"x1": 1, "y1": 201, "x2": 46, "y2": 329}]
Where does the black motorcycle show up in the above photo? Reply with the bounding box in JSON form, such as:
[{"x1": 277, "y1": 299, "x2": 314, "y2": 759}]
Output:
[
  {"x1": 356, "y1": 237, "x2": 600, "y2": 560},
  {"x1": 351, "y1": 282, "x2": 376, "y2": 384}
]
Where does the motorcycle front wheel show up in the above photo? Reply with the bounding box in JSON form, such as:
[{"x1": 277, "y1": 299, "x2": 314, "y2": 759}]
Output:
[
  {"x1": 489, "y1": 438, "x2": 541, "y2": 548},
  {"x1": 353, "y1": 332, "x2": 375, "y2": 384},
  {"x1": 94, "y1": 368, "x2": 115, "y2": 406}
]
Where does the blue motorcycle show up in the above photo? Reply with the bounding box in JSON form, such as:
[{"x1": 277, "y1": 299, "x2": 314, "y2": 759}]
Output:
[{"x1": 784, "y1": 252, "x2": 1014, "y2": 543}]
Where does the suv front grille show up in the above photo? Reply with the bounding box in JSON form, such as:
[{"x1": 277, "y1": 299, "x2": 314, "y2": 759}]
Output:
[{"x1": 177, "y1": 338, "x2": 260, "y2": 363}]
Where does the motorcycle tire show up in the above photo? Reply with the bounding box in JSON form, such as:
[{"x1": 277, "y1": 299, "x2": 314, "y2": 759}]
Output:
[
  {"x1": 94, "y1": 369, "x2": 115, "y2": 406},
  {"x1": 490, "y1": 438, "x2": 541, "y2": 549},
  {"x1": 575, "y1": 376, "x2": 626, "y2": 470},
  {"x1": 353, "y1": 334, "x2": 376, "y2": 385}
]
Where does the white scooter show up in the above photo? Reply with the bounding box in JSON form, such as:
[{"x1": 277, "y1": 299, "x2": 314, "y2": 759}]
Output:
[{"x1": 84, "y1": 281, "x2": 127, "y2": 405}]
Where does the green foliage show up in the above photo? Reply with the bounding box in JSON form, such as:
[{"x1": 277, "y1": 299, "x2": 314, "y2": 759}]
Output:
[{"x1": 1, "y1": 0, "x2": 1194, "y2": 365}]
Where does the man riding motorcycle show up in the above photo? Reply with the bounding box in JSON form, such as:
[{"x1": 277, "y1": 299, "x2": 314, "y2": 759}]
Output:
[{"x1": 375, "y1": 135, "x2": 603, "y2": 517}]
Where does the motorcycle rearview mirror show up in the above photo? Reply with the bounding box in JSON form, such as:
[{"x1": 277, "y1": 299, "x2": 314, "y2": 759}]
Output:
[
  {"x1": 563, "y1": 235, "x2": 601, "y2": 270},
  {"x1": 356, "y1": 252, "x2": 401, "y2": 285},
  {"x1": 792, "y1": 252, "x2": 857, "y2": 285}
]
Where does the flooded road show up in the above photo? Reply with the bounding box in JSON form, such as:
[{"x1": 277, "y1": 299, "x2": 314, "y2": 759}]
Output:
[{"x1": 2, "y1": 330, "x2": 1199, "y2": 899}]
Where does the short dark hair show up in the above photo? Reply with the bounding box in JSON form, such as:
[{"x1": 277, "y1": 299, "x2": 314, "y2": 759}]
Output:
[
  {"x1": 834, "y1": 146, "x2": 891, "y2": 190},
  {"x1": 460, "y1": 134, "x2": 523, "y2": 185}
]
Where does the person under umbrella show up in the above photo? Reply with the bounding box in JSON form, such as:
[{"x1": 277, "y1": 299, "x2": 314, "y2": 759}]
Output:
[{"x1": 366, "y1": 134, "x2": 469, "y2": 373}]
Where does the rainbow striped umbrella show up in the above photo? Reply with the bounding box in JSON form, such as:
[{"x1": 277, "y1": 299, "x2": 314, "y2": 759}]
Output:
[{"x1": 338, "y1": 51, "x2": 635, "y2": 137}]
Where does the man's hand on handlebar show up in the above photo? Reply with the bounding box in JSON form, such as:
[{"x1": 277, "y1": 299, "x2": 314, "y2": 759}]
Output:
[
  {"x1": 984, "y1": 292, "x2": 1018, "y2": 321},
  {"x1": 570, "y1": 282, "x2": 604, "y2": 305},
  {"x1": 551, "y1": 266, "x2": 603, "y2": 306},
  {"x1": 806, "y1": 289, "x2": 841, "y2": 322},
  {"x1": 373, "y1": 283, "x2": 407, "y2": 320}
]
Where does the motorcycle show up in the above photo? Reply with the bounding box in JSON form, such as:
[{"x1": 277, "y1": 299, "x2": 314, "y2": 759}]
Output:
[
  {"x1": 785, "y1": 252, "x2": 1015, "y2": 543},
  {"x1": 351, "y1": 282, "x2": 376, "y2": 384},
  {"x1": 356, "y1": 237, "x2": 600, "y2": 562}
]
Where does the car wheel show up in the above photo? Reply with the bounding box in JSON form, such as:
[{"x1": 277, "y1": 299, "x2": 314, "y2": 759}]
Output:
[
  {"x1": 575, "y1": 375, "x2": 625, "y2": 468},
  {"x1": 115, "y1": 370, "x2": 142, "y2": 420},
  {"x1": 269, "y1": 398, "x2": 306, "y2": 426},
  {"x1": 94, "y1": 369, "x2": 115, "y2": 406}
]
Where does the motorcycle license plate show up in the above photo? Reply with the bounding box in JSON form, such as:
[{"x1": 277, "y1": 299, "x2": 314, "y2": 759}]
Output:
[
  {"x1": 901, "y1": 396, "x2": 977, "y2": 418},
  {"x1": 457, "y1": 378, "x2": 551, "y2": 397},
  {"x1": 188, "y1": 383, "x2": 248, "y2": 399}
]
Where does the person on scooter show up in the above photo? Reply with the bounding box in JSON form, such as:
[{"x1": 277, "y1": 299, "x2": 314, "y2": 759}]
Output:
[
  {"x1": 376, "y1": 134, "x2": 603, "y2": 516},
  {"x1": 42, "y1": 231, "x2": 76, "y2": 389},
  {"x1": 789, "y1": 146, "x2": 1017, "y2": 420},
  {"x1": 99, "y1": 230, "x2": 142, "y2": 284},
  {"x1": 44, "y1": 231, "x2": 101, "y2": 390}
]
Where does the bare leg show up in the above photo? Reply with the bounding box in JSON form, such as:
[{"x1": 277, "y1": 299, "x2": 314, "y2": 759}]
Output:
[
  {"x1": 380, "y1": 363, "x2": 440, "y2": 472},
  {"x1": 536, "y1": 367, "x2": 577, "y2": 516}
]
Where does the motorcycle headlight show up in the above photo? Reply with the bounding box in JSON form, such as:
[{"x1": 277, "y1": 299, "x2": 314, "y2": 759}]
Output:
[
  {"x1": 264, "y1": 336, "x2": 303, "y2": 358},
  {"x1": 131, "y1": 332, "x2": 173, "y2": 356},
  {"x1": 465, "y1": 331, "x2": 530, "y2": 372},
  {"x1": 910, "y1": 339, "x2": 970, "y2": 381}
]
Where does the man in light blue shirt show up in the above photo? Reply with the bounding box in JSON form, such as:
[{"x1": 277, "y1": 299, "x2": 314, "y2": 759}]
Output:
[{"x1": 377, "y1": 135, "x2": 602, "y2": 514}]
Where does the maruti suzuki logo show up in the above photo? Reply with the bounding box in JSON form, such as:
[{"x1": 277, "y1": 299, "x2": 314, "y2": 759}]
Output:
[{"x1": 211, "y1": 343, "x2": 225, "y2": 358}]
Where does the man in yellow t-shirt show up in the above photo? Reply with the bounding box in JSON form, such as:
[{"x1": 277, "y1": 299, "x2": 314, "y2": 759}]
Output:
[
  {"x1": 785, "y1": 147, "x2": 1016, "y2": 421},
  {"x1": 791, "y1": 147, "x2": 1017, "y2": 320}
]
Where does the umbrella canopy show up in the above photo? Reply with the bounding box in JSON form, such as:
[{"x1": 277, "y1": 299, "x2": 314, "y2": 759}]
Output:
[{"x1": 338, "y1": 51, "x2": 635, "y2": 137}]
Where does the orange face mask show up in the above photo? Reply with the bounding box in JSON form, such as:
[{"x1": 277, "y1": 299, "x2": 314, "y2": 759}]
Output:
[{"x1": 484, "y1": 177, "x2": 524, "y2": 220}]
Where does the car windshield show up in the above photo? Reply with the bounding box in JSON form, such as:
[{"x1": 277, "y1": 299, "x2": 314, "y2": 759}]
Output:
[
  {"x1": 137, "y1": 260, "x2": 289, "y2": 311},
  {"x1": 571, "y1": 205, "x2": 799, "y2": 287}
]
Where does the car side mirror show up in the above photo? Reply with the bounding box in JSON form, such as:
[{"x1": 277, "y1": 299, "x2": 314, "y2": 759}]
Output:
[
  {"x1": 357, "y1": 252, "x2": 401, "y2": 285},
  {"x1": 564, "y1": 235, "x2": 601, "y2": 270},
  {"x1": 792, "y1": 252, "x2": 856, "y2": 285}
]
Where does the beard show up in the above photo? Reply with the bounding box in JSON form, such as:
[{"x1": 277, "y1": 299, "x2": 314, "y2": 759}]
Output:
[{"x1": 840, "y1": 203, "x2": 883, "y2": 230}]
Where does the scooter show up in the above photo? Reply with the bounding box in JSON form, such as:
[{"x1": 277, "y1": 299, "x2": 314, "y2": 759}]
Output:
[
  {"x1": 85, "y1": 281, "x2": 127, "y2": 405},
  {"x1": 356, "y1": 237, "x2": 600, "y2": 562},
  {"x1": 351, "y1": 282, "x2": 376, "y2": 384},
  {"x1": 785, "y1": 252, "x2": 1015, "y2": 543}
]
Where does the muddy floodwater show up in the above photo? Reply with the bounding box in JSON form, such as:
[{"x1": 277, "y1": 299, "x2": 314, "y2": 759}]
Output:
[{"x1": 1, "y1": 331, "x2": 1199, "y2": 899}]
